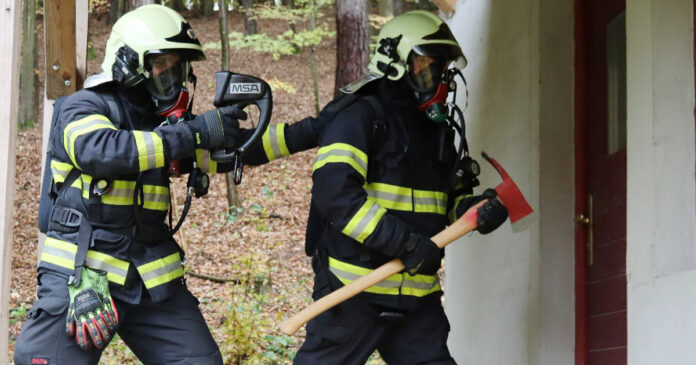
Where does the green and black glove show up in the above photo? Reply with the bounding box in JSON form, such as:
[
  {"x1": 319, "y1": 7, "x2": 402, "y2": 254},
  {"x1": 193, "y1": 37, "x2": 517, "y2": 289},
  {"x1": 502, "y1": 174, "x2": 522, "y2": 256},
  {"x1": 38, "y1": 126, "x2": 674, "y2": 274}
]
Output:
[{"x1": 65, "y1": 267, "x2": 118, "y2": 350}]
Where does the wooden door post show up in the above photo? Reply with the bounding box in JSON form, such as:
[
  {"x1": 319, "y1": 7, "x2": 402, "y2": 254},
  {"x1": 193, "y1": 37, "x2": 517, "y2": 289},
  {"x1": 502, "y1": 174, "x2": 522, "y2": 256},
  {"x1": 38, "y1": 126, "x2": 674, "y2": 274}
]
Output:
[
  {"x1": 0, "y1": 0, "x2": 24, "y2": 361},
  {"x1": 39, "y1": 1, "x2": 89, "y2": 261}
]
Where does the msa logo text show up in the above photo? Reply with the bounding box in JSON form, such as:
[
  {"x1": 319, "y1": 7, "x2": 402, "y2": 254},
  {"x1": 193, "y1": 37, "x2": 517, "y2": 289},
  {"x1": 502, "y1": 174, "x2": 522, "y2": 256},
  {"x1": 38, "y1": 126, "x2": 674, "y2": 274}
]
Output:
[{"x1": 228, "y1": 83, "x2": 262, "y2": 94}]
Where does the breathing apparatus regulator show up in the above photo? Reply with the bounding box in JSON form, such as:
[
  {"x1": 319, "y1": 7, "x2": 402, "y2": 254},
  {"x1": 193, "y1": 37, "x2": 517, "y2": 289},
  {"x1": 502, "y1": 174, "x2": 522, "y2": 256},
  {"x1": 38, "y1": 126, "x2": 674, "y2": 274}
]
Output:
[
  {"x1": 348, "y1": 10, "x2": 481, "y2": 190},
  {"x1": 100, "y1": 5, "x2": 272, "y2": 235},
  {"x1": 411, "y1": 57, "x2": 480, "y2": 190}
]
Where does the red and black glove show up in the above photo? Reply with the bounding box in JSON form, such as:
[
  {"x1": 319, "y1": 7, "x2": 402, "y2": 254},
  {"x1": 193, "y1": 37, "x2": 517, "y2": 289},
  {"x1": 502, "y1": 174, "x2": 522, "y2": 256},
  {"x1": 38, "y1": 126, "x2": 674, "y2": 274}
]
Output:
[{"x1": 65, "y1": 268, "x2": 119, "y2": 350}]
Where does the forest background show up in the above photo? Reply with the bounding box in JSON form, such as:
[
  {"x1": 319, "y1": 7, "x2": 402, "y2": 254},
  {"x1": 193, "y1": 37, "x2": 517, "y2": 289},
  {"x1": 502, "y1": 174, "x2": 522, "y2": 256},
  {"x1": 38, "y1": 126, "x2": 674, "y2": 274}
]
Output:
[{"x1": 8, "y1": 0, "x2": 441, "y2": 364}]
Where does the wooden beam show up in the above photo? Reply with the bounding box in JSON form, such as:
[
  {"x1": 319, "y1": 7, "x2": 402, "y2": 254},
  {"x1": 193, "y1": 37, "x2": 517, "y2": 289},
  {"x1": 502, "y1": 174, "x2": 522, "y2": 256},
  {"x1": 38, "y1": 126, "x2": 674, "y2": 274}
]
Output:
[
  {"x1": 0, "y1": 0, "x2": 23, "y2": 361},
  {"x1": 44, "y1": 0, "x2": 77, "y2": 99},
  {"x1": 76, "y1": 0, "x2": 89, "y2": 89},
  {"x1": 431, "y1": 0, "x2": 456, "y2": 14},
  {"x1": 39, "y1": 0, "x2": 89, "y2": 261}
]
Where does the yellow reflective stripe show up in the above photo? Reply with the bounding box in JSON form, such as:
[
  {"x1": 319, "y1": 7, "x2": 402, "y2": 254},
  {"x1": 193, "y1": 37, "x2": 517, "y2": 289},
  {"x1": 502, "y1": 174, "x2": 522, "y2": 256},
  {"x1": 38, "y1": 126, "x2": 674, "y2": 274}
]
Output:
[
  {"x1": 64, "y1": 115, "x2": 116, "y2": 169},
  {"x1": 50, "y1": 160, "x2": 74, "y2": 183},
  {"x1": 364, "y1": 182, "x2": 412, "y2": 211},
  {"x1": 41, "y1": 236, "x2": 76, "y2": 270},
  {"x1": 142, "y1": 267, "x2": 184, "y2": 289},
  {"x1": 364, "y1": 182, "x2": 448, "y2": 215},
  {"x1": 137, "y1": 252, "x2": 181, "y2": 275},
  {"x1": 448, "y1": 194, "x2": 471, "y2": 222},
  {"x1": 86, "y1": 250, "x2": 129, "y2": 271},
  {"x1": 328, "y1": 257, "x2": 440, "y2": 297},
  {"x1": 137, "y1": 252, "x2": 184, "y2": 289},
  {"x1": 73, "y1": 174, "x2": 168, "y2": 210},
  {"x1": 142, "y1": 185, "x2": 170, "y2": 211},
  {"x1": 413, "y1": 189, "x2": 448, "y2": 215},
  {"x1": 42, "y1": 237, "x2": 129, "y2": 285},
  {"x1": 85, "y1": 250, "x2": 129, "y2": 285},
  {"x1": 401, "y1": 282, "x2": 442, "y2": 297},
  {"x1": 276, "y1": 124, "x2": 290, "y2": 157},
  {"x1": 40, "y1": 252, "x2": 74, "y2": 270},
  {"x1": 196, "y1": 149, "x2": 218, "y2": 174},
  {"x1": 313, "y1": 143, "x2": 368, "y2": 178},
  {"x1": 133, "y1": 131, "x2": 165, "y2": 172},
  {"x1": 45, "y1": 236, "x2": 78, "y2": 252},
  {"x1": 262, "y1": 124, "x2": 290, "y2": 161},
  {"x1": 341, "y1": 198, "x2": 386, "y2": 243}
]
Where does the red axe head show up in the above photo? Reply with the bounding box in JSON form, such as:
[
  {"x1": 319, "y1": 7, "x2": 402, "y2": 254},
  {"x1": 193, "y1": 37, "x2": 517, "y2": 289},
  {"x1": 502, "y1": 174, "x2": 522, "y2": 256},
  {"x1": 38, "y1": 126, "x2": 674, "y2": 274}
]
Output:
[{"x1": 481, "y1": 151, "x2": 536, "y2": 232}]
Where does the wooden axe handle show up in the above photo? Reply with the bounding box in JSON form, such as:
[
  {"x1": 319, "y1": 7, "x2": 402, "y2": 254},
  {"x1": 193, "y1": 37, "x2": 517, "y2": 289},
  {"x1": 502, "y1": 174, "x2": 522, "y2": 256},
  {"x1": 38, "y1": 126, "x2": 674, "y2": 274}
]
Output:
[{"x1": 278, "y1": 201, "x2": 483, "y2": 335}]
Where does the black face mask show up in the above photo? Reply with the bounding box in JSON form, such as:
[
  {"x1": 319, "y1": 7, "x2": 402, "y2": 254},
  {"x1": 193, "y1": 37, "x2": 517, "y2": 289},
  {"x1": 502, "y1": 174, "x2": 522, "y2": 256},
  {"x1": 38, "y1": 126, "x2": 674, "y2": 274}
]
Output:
[{"x1": 144, "y1": 53, "x2": 191, "y2": 113}]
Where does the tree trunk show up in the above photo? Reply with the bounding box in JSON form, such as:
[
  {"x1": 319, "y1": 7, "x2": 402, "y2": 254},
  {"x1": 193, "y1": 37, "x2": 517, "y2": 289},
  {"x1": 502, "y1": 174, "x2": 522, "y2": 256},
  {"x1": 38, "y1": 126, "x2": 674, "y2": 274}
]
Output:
[
  {"x1": 393, "y1": 0, "x2": 405, "y2": 15},
  {"x1": 287, "y1": 0, "x2": 295, "y2": 33},
  {"x1": 219, "y1": 0, "x2": 241, "y2": 210},
  {"x1": 334, "y1": 0, "x2": 369, "y2": 96},
  {"x1": 199, "y1": 0, "x2": 214, "y2": 17},
  {"x1": 131, "y1": 0, "x2": 154, "y2": 8},
  {"x1": 241, "y1": 0, "x2": 257, "y2": 35},
  {"x1": 309, "y1": 0, "x2": 319, "y2": 114},
  {"x1": 171, "y1": 0, "x2": 186, "y2": 12},
  {"x1": 107, "y1": 0, "x2": 127, "y2": 24},
  {"x1": 378, "y1": 0, "x2": 393, "y2": 17},
  {"x1": 19, "y1": 0, "x2": 38, "y2": 129}
]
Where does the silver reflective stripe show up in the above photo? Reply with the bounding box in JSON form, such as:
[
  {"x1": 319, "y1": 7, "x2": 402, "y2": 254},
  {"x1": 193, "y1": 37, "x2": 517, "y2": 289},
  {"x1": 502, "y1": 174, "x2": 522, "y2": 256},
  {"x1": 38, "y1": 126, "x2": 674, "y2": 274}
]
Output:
[
  {"x1": 315, "y1": 149, "x2": 368, "y2": 172},
  {"x1": 141, "y1": 131, "x2": 157, "y2": 169},
  {"x1": 414, "y1": 196, "x2": 447, "y2": 210},
  {"x1": 109, "y1": 187, "x2": 134, "y2": 199},
  {"x1": 346, "y1": 202, "x2": 382, "y2": 241},
  {"x1": 329, "y1": 266, "x2": 402, "y2": 289},
  {"x1": 85, "y1": 257, "x2": 128, "y2": 279},
  {"x1": 139, "y1": 260, "x2": 182, "y2": 283},
  {"x1": 41, "y1": 243, "x2": 129, "y2": 280},
  {"x1": 41, "y1": 244, "x2": 75, "y2": 262},
  {"x1": 364, "y1": 188, "x2": 412, "y2": 205},
  {"x1": 268, "y1": 125, "x2": 282, "y2": 159},
  {"x1": 144, "y1": 191, "x2": 169, "y2": 203},
  {"x1": 401, "y1": 276, "x2": 440, "y2": 291},
  {"x1": 330, "y1": 265, "x2": 439, "y2": 291},
  {"x1": 51, "y1": 166, "x2": 70, "y2": 182}
]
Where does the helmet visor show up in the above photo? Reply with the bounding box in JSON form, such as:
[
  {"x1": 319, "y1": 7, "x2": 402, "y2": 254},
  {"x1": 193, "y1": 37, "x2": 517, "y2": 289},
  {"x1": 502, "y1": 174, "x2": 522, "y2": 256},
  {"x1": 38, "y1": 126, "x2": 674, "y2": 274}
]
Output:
[
  {"x1": 407, "y1": 44, "x2": 467, "y2": 92},
  {"x1": 145, "y1": 52, "x2": 190, "y2": 102},
  {"x1": 408, "y1": 54, "x2": 449, "y2": 92}
]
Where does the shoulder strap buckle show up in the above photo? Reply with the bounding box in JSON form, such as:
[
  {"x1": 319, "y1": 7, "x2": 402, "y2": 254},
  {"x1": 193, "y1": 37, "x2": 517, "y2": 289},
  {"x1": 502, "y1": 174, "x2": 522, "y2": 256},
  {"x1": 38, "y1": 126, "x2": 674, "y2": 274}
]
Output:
[{"x1": 50, "y1": 206, "x2": 83, "y2": 228}]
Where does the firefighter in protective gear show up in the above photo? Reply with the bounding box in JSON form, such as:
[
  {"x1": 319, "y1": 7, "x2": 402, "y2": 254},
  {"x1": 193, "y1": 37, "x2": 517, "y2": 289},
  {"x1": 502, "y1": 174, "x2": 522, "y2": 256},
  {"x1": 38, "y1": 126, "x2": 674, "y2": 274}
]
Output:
[
  {"x1": 14, "y1": 5, "x2": 319, "y2": 365},
  {"x1": 295, "y1": 11, "x2": 508, "y2": 364}
]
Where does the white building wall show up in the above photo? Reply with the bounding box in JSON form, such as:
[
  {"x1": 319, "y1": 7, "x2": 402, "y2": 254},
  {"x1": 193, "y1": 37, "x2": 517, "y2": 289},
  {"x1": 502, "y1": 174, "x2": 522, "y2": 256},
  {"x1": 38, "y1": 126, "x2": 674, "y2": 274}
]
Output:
[
  {"x1": 626, "y1": 0, "x2": 696, "y2": 363},
  {"x1": 444, "y1": 1, "x2": 575, "y2": 364}
]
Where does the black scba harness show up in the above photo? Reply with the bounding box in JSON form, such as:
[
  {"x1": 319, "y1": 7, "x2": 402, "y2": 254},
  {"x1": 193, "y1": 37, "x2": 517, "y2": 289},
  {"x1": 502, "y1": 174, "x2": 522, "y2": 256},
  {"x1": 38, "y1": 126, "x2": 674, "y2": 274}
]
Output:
[
  {"x1": 304, "y1": 92, "x2": 478, "y2": 259},
  {"x1": 38, "y1": 92, "x2": 173, "y2": 287}
]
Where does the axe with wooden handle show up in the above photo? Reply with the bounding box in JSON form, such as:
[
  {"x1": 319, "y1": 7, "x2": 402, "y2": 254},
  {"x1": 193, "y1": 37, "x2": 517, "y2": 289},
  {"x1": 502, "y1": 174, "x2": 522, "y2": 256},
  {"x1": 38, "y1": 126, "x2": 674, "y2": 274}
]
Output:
[{"x1": 278, "y1": 152, "x2": 535, "y2": 335}]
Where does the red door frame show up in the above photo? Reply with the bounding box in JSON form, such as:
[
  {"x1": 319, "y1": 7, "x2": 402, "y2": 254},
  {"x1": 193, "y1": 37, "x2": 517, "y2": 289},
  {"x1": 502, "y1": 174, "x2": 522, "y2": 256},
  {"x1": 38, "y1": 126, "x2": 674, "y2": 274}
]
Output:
[{"x1": 574, "y1": 0, "x2": 589, "y2": 363}]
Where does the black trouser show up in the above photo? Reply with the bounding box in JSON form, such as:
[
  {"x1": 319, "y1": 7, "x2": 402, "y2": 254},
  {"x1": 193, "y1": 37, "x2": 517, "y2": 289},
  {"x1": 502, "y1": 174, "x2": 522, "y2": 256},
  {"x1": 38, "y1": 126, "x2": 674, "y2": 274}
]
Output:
[
  {"x1": 14, "y1": 271, "x2": 222, "y2": 365},
  {"x1": 294, "y1": 276, "x2": 456, "y2": 365}
]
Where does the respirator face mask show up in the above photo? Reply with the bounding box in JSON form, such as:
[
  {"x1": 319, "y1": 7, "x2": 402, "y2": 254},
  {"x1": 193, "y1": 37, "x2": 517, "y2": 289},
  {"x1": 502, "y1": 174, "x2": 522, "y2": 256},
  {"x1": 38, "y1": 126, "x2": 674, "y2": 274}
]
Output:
[
  {"x1": 406, "y1": 44, "x2": 467, "y2": 122},
  {"x1": 144, "y1": 52, "x2": 192, "y2": 115}
]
